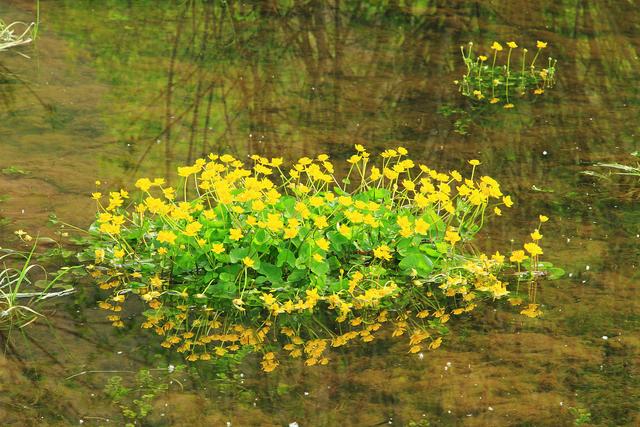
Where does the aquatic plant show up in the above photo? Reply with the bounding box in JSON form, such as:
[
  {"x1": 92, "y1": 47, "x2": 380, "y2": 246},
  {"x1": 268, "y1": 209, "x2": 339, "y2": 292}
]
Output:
[
  {"x1": 457, "y1": 40, "x2": 557, "y2": 107},
  {"x1": 103, "y1": 366, "x2": 184, "y2": 427},
  {"x1": 1, "y1": 235, "x2": 76, "y2": 330},
  {"x1": 0, "y1": 19, "x2": 35, "y2": 52},
  {"x1": 86, "y1": 146, "x2": 549, "y2": 370}
]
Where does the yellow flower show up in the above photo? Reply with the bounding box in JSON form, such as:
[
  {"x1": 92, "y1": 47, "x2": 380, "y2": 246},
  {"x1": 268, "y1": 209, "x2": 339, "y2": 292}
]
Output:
[
  {"x1": 135, "y1": 178, "x2": 153, "y2": 191},
  {"x1": 524, "y1": 242, "x2": 543, "y2": 256},
  {"x1": 114, "y1": 248, "x2": 125, "y2": 258},
  {"x1": 354, "y1": 144, "x2": 365, "y2": 152},
  {"x1": 445, "y1": 229, "x2": 461, "y2": 245},
  {"x1": 536, "y1": 40, "x2": 547, "y2": 49},
  {"x1": 491, "y1": 41, "x2": 503, "y2": 51},
  {"x1": 94, "y1": 249, "x2": 105, "y2": 263},
  {"x1": 494, "y1": 207, "x2": 502, "y2": 216},
  {"x1": 507, "y1": 41, "x2": 517, "y2": 48},
  {"x1": 539, "y1": 215, "x2": 549, "y2": 223},
  {"x1": 157, "y1": 230, "x2": 177, "y2": 245},
  {"x1": 503, "y1": 195, "x2": 514, "y2": 207},
  {"x1": 531, "y1": 229, "x2": 543, "y2": 240},
  {"x1": 91, "y1": 192, "x2": 102, "y2": 200},
  {"x1": 415, "y1": 218, "x2": 430, "y2": 235},
  {"x1": 373, "y1": 245, "x2": 392, "y2": 261},
  {"x1": 243, "y1": 257, "x2": 255, "y2": 268},
  {"x1": 534, "y1": 88, "x2": 544, "y2": 95},
  {"x1": 479, "y1": 55, "x2": 488, "y2": 61},
  {"x1": 316, "y1": 238, "x2": 330, "y2": 251},
  {"x1": 211, "y1": 243, "x2": 225, "y2": 254},
  {"x1": 504, "y1": 103, "x2": 514, "y2": 109},
  {"x1": 521, "y1": 303, "x2": 542, "y2": 318},
  {"x1": 489, "y1": 97, "x2": 500, "y2": 104},
  {"x1": 313, "y1": 253, "x2": 323, "y2": 262},
  {"x1": 314, "y1": 215, "x2": 328, "y2": 229},
  {"x1": 468, "y1": 159, "x2": 481, "y2": 166},
  {"x1": 229, "y1": 228, "x2": 243, "y2": 241},
  {"x1": 509, "y1": 250, "x2": 527, "y2": 263}
]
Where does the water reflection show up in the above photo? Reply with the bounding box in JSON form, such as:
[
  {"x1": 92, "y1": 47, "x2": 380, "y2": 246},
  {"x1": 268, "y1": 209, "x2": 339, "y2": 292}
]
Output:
[{"x1": 0, "y1": 0, "x2": 639, "y2": 425}]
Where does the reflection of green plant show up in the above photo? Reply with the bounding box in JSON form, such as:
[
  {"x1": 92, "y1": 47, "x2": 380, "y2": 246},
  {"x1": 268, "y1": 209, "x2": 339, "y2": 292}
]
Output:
[
  {"x1": 407, "y1": 420, "x2": 430, "y2": 427},
  {"x1": 568, "y1": 406, "x2": 591, "y2": 425},
  {"x1": 104, "y1": 366, "x2": 184, "y2": 427},
  {"x1": 458, "y1": 40, "x2": 556, "y2": 107}
]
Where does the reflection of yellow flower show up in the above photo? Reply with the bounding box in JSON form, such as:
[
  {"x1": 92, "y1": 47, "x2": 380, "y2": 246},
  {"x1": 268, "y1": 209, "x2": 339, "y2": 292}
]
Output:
[
  {"x1": 491, "y1": 41, "x2": 503, "y2": 51},
  {"x1": 534, "y1": 88, "x2": 544, "y2": 95},
  {"x1": 521, "y1": 303, "x2": 542, "y2": 318},
  {"x1": 504, "y1": 103, "x2": 514, "y2": 109},
  {"x1": 489, "y1": 97, "x2": 500, "y2": 104}
]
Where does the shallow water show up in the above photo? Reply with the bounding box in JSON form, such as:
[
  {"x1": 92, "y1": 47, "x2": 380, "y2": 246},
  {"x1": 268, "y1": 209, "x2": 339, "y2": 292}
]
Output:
[{"x1": 1, "y1": 1, "x2": 639, "y2": 426}]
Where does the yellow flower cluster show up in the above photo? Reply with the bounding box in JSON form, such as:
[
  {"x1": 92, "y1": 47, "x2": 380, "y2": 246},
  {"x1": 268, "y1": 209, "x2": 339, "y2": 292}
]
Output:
[{"x1": 88, "y1": 145, "x2": 548, "y2": 370}]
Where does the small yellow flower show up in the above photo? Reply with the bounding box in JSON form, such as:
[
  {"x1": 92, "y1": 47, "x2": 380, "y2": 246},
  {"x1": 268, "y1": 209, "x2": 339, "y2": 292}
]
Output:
[
  {"x1": 91, "y1": 192, "x2": 102, "y2": 200},
  {"x1": 373, "y1": 245, "x2": 392, "y2": 261},
  {"x1": 479, "y1": 55, "x2": 488, "y2": 61},
  {"x1": 157, "y1": 230, "x2": 177, "y2": 245},
  {"x1": 534, "y1": 88, "x2": 544, "y2": 95},
  {"x1": 211, "y1": 243, "x2": 225, "y2": 254},
  {"x1": 503, "y1": 195, "x2": 514, "y2": 207},
  {"x1": 491, "y1": 41, "x2": 503, "y2": 51},
  {"x1": 507, "y1": 41, "x2": 518, "y2": 49},
  {"x1": 539, "y1": 215, "x2": 549, "y2": 223},
  {"x1": 504, "y1": 103, "x2": 514, "y2": 109},
  {"x1": 494, "y1": 207, "x2": 502, "y2": 216},
  {"x1": 524, "y1": 242, "x2": 543, "y2": 256},
  {"x1": 536, "y1": 40, "x2": 548, "y2": 49},
  {"x1": 510, "y1": 250, "x2": 527, "y2": 264},
  {"x1": 530, "y1": 229, "x2": 543, "y2": 241},
  {"x1": 243, "y1": 257, "x2": 255, "y2": 268},
  {"x1": 313, "y1": 253, "x2": 323, "y2": 262},
  {"x1": 468, "y1": 159, "x2": 481, "y2": 166},
  {"x1": 229, "y1": 228, "x2": 243, "y2": 241},
  {"x1": 489, "y1": 97, "x2": 500, "y2": 104}
]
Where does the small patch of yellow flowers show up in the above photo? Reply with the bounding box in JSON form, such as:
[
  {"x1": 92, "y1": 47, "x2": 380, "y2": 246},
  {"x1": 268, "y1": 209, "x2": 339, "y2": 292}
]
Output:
[
  {"x1": 87, "y1": 145, "x2": 549, "y2": 371},
  {"x1": 458, "y1": 40, "x2": 556, "y2": 107}
]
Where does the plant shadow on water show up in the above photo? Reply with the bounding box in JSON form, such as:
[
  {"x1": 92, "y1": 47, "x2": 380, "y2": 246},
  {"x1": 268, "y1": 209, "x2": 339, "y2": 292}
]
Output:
[{"x1": 0, "y1": 0, "x2": 639, "y2": 426}]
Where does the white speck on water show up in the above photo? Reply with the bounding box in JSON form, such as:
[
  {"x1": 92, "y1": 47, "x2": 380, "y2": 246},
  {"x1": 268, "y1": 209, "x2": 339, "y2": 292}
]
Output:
[
  {"x1": 117, "y1": 351, "x2": 122, "y2": 354},
  {"x1": 289, "y1": 423, "x2": 299, "y2": 427},
  {"x1": 168, "y1": 364, "x2": 175, "y2": 373},
  {"x1": 542, "y1": 150, "x2": 548, "y2": 155},
  {"x1": 304, "y1": 392, "x2": 309, "y2": 396},
  {"x1": 602, "y1": 336, "x2": 608, "y2": 340},
  {"x1": 79, "y1": 421, "x2": 84, "y2": 425},
  {"x1": 227, "y1": 422, "x2": 232, "y2": 427},
  {"x1": 560, "y1": 401, "x2": 564, "y2": 406},
  {"x1": 418, "y1": 352, "x2": 424, "y2": 360},
  {"x1": 586, "y1": 265, "x2": 590, "y2": 271},
  {"x1": 488, "y1": 406, "x2": 494, "y2": 411}
]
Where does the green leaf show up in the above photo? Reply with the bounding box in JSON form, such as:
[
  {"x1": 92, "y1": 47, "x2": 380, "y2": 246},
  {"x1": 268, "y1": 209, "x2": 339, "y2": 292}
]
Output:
[
  {"x1": 398, "y1": 249, "x2": 433, "y2": 276},
  {"x1": 276, "y1": 248, "x2": 296, "y2": 268},
  {"x1": 258, "y1": 262, "x2": 283, "y2": 284},
  {"x1": 229, "y1": 247, "x2": 249, "y2": 263},
  {"x1": 310, "y1": 259, "x2": 329, "y2": 276}
]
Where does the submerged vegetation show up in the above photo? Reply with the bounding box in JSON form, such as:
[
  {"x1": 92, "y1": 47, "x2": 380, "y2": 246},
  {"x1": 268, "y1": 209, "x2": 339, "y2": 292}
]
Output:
[
  {"x1": 0, "y1": 236, "x2": 75, "y2": 331},
  {"x1": 86, "y1": 146, "x2": 550, "y2": 370},
  {"x1": 458, "y1": 40, "x2": 557, "y2": 107},
  {"x1": 0, "y1": 19, "x2": 35, "y2": 52}
]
